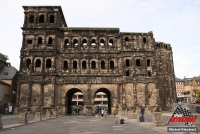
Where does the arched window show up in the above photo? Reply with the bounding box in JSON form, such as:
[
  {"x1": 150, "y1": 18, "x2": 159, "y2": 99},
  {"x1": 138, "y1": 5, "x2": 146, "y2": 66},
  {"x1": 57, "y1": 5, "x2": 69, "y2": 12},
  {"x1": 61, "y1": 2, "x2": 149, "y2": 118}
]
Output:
[
  {"x1": 110, "y1": 60, "x2": 114, "y2": 69},
  {"x1": 148, "y1": 71, "x2": 151, "y2": 77},
  {"x1": 126, "y1": 71, "x2": 130, "y2": 76},
  {"x1": 109, "y1": 39, "x2": 113, "y2": 46},
  {"x1": 50, "y1": 15, "x2": 54, "y2": 23},
  {"x1": 82, "y1": 61, "x2": 86, "y2": 69},
  {"x1": 35, "y1": 59, "x2": 41, "y2": 67},
  {"x1": 91, "y1": 61, "x2": 96, "y2": 69},
  {"x1": 82, "y1": 39, "x2": 87, "y2": 46},
  {"x1": 101, "y1": 61, "x2": 105, "y2": 69},
  {"x1": 38, "y1": 37, "x2": 42, "y2": 44},
  {"x1": 48, "y1": 37, "x2": 52, "y2": 45},
  {"x1": 39, "y1": 15, "x2": 44, "y2": 23},
  {"x1": 46, "y1": 59, "x2": 51, "y2": 68},
  {"x1": 73, "y1": 39, "x2": 78, "y2": 47},
  {"x1": 136, "y1": 59, "x2": 140, "y2": 66},
  {"x1": 63, "y1": 61, "x2": 68, "y2": 69},
  {"x1": 26, "y1": 59, "x2": 31, "y2": 68},
  {"x1": 73, "y1": 61, "x2": 77, "y2": 69},
  {"x1": 91, "y1": 39, "x2": 96, "y2": 46},
  {"x1": 64, "y1": 39, "x2": 69, "y2": 48},
  {"x1": 100, "y1": 39, "x2": 104, "y2": 46},
  {"x1": 125, "y1": 37, "x2": 129, "y2": 42},
  {"x1": 147, "y1": 59, "x2": 151, "y2": 66},
  {"x1": 29, "y1": 15, "x2": 34, "y2": 23},
  {"x1": 143, "y1": 37, "x2": 146, "y2": 43},
  {"x1": 126, "y1": 59, "x2": 130, "y2": 66}
]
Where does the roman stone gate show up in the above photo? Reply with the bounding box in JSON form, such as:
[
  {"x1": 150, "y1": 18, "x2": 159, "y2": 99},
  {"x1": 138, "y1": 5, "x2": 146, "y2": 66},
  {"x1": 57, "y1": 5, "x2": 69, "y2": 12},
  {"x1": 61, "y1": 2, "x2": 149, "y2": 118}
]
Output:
[{"x1": 16, "y1": 6, "x2": 177, "y2": 116}]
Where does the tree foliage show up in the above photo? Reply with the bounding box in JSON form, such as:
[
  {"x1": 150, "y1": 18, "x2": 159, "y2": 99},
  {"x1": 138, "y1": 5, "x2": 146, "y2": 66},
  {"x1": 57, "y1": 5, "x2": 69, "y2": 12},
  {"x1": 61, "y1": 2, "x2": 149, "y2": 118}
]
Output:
[
  {"x1": 0, "y1": 52, "x2": 9, "y2": 61},
  {"x1": 196, "y1": 90, "x2": 200, "y2": 103}
]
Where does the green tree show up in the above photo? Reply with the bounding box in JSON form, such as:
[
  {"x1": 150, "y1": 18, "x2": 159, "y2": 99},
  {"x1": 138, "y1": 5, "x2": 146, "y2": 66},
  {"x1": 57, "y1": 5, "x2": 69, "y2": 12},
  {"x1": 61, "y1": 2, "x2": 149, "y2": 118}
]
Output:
[
  {"x1": 196, "y1": 90, "x2": 200, "y2": 103},
  {"x1": 0, "y1": 52, "x2": 9, "y2": 61}
]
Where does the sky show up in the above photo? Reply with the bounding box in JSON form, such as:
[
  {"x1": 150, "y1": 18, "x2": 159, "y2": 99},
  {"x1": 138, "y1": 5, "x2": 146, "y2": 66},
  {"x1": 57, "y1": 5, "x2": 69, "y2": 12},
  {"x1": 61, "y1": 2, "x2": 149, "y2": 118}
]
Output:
[{"x1": 0, "y1": 0, "x2": 199, "y2": 79}]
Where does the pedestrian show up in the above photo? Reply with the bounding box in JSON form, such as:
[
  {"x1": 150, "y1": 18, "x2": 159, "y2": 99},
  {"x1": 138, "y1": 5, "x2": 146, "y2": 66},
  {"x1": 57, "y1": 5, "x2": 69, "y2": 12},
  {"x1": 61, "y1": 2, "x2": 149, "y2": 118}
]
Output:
[
  {"x1": 113, "y1": 110, "x2": 116, "y2": 117},
  {"x1": 104, "y1": 109, "x2": 107, "y2": 118},
  {"x1": 101, "y1": 108, "x2": 105, "y2": 119},
  {"x1": 140, "y1": 106, "x2": 145, "y2": 122},
  {"x1": 4, "y1": 107, "x2": 8, "y2": 115},
  {"x1": 77, "y1": 106, "x2": 80, "y2": 114},
  {"x1": 95, "y1": 107, "x2": 100, "y2": 117}
]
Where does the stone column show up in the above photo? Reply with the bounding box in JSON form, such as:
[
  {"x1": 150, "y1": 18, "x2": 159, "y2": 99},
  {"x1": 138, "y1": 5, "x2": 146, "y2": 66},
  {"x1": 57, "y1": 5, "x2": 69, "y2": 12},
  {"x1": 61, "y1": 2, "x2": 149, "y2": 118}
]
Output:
[
  {"x1": 152, "y1": 112, "x2": 164, "y2": 126},
  {"x1": 0, "y1": 114, "x2": 2, "y2": 129},
  {"x1": 18, "y1": 113, "x2": 28, "y2": 124},
  {"x1": 34, "y1": 112, "x2": 42, "y2": 121},
  {"x1": 28, "y1": 82, "x2": 32, "y2": 106}
]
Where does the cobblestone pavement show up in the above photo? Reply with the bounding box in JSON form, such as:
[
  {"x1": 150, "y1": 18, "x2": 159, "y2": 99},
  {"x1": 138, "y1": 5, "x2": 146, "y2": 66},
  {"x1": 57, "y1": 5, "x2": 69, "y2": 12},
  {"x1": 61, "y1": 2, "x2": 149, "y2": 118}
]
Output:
[{"x1": 1, "y1": 115, "x2": 165, "y2": 134}]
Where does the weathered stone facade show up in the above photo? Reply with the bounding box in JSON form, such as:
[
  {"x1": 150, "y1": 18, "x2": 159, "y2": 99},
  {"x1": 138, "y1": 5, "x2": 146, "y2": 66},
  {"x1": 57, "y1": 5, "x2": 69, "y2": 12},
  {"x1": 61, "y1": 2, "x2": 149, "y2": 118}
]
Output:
[{"x1": 17, "y1": 6, "x2": 177, "y2": 115}]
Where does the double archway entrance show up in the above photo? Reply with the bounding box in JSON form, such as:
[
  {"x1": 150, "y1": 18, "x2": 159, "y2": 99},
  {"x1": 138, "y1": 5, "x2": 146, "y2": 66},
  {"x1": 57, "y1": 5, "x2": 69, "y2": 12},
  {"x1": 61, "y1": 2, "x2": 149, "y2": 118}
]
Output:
[{"x1": 65, "y1": 88, "x2": 112, "y2": 115}]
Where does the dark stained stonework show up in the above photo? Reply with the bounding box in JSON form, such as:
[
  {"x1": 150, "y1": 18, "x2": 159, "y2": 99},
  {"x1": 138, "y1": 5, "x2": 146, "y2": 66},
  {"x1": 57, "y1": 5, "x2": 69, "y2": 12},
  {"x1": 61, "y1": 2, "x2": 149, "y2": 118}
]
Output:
[{"x1": 17, "y1": 6, "x2": 177, "y2": 115}]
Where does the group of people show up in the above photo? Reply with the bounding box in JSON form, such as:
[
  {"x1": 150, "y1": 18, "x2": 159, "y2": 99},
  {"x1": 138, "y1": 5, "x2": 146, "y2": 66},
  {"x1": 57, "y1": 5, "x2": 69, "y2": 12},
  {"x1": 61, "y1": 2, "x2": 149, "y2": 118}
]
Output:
[{"x1": 95, "y1": 106, "x2": 107, "y2": 118}]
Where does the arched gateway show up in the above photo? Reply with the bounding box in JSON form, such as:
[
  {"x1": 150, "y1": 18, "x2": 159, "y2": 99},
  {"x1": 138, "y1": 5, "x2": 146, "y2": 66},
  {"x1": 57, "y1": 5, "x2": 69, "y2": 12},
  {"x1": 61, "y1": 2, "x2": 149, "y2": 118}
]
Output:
[{"x1": 16, "y1": 6, "x2": 177, "y2": 116}]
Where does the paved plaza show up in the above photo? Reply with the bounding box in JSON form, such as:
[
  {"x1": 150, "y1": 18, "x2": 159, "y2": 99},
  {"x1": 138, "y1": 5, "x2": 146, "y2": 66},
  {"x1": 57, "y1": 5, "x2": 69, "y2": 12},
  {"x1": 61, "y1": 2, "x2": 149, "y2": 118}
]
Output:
[{"x1": 0, "y1": 112, "x2": 193, "y2": 134}]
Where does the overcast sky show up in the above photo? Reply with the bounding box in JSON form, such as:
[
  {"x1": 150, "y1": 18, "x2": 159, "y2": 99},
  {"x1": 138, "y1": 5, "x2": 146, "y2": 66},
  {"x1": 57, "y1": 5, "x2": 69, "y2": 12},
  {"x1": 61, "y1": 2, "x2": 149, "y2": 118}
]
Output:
[{"x1": 0, "y1": 0, "x2": 199, "y2": 79}]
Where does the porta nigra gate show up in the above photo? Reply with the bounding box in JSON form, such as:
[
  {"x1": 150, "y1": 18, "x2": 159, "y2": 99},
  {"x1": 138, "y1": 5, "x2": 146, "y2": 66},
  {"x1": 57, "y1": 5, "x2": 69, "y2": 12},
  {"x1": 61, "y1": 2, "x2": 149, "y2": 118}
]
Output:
[{"x1": 16, "y1": 6, "x2": 177, "y2": 116}]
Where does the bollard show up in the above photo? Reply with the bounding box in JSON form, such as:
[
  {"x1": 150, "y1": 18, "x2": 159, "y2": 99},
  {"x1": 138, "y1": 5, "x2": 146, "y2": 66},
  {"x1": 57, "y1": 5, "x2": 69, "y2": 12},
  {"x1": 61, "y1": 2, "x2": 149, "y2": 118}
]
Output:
[
  {"x1": 152, "y1": 112, "x2": 164, "y2": 126},
  {"x1": 17, "y1": 113, "x2": 28, "y2": 124},
  {"x1": 45, "y1": 110, "x2": 51, "y2": 119},
  {"x1": 0, "y1": 114, "x2": 2, "y2": 129},
  {"x1": 34, "y1": 112, "x2": 42, "y2": 121}
]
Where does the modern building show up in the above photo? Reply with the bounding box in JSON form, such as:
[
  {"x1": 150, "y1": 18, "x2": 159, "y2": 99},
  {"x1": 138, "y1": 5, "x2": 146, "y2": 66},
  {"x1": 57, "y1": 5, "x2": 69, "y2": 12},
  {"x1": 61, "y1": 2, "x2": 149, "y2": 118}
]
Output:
[{"x1": 16, "y1": 6, "x2": 176, "y2": 115}]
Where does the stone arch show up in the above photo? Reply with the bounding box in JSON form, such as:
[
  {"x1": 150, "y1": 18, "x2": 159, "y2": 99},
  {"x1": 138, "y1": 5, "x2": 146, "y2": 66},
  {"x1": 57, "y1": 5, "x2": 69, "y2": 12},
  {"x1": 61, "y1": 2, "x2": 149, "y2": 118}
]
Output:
[
  {"x1": 99, "y1": 37, "x2": 105, "y2": 46},
  {"x1": 64, "y1": 38, "x2": 70, "y2": 48},
  {"x1": 29, "y1": 14, "x2": 34, "y2": 23},
  {"x1": 65, "y1": 88, "x2": 84, "y2": 114},
  {"x1": 93, "y1": 88, "x2": 113, "y2": 114},
  {"x1": 38, "y1": 14, "x2": 44, "y2": 23},
  {"x1": 81, "y1": 38, "x2": 88, "y2": 46}
]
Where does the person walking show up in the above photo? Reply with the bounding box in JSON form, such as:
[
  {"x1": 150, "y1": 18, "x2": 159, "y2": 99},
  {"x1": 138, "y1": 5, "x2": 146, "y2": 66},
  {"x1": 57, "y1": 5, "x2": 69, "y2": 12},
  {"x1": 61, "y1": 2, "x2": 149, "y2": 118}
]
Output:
[
  {"x1": 104, "y1": 109, "x2": 107, "y2": 118},
  {"x1": 140, "y1": 106, "x2": 145, "y2": 122},
  {"x1": 101, "y1": 108, "x2": 105, "y2": 119}
]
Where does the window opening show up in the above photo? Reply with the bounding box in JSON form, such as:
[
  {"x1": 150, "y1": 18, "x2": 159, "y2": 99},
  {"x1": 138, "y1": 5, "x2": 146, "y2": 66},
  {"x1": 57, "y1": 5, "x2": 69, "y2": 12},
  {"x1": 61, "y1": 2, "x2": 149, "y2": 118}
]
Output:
[
  {"x1": 74, "y1": 39, "x2": 78, "y2": 47},
  {"x1": 136, "y1": 59, "x2": 140, "y2": 66},
  {"x1": 46, "y1": 59, "x2": 51, "y2": 68},
  {"x1": 35, "y1": 59, "x2": 41, "y2": 67},
  {"x1": 91, "y1": 39, "x2": 96, "y2": 46},
  {"x1": 82, "y1": 61, "x2": 86, "y2": 69},
  {"x1": 38, "y1": 37, "x2": 42, "y2": 44},
  {"x1": 73, "y1": 61, "x2": 77, "y2": 69},
  {"x1": 100, "y1": 39, "x2": 104, "y2": 46},
  {"x1": 29, "y1": 15, "x2": 34, "y2": 23},
  {"x1": 110, "y1": 60, "x2": 114, "y2": 69},
  {"x1": 147, "y1": 59, "x2": 151, "y2": 66},
  {"x1": 125, "y1": 37, "x2": 129, "y2": 42},
  {"x1": 64, "y1": 39, "x2": 69, "y2": 47},
  {"x1": 48, "y1": 37, "x2": 52, "y2": 45},
  {"x1": 82, "y1": 39, "x2": 87, "y2": 46},
  {"x1": 3, "y1": 72, "x2": 8, "y2": 76},
  {"x1": 143, "y1": 37, "x2": 146, "y2": 43},
  {"x1": 39, "y1": 15, "x2": 44, "y2": 23},
  {"x1": 148, "y1": 71, "x2": 151, "y2": 77},
  {"x1": 101, "y1": 61, "x2": 105, "y2": 69},
  {"x1": 26, "y1": 59, "x2": 31, "y2": 68},
  {"x1": 50, "y1": 15, "x2": 54, "y2": 23},
  {"x1": 63, "y1": 61, "x2": 68, "y2": 69},
  {"x1": 91, "y1": 61, "x2": 96, "y2": 69},
  {"x1": 109, "y1": 39, "x2": 113, "y2": 46},
  {"x1": 126, "y1": 71, "x2": 130, "y2": 76},
  {"x1": 27, "y1": 40, "x2": 32, "y2": 44},
  {"x1": 126, "y1": 59, "x2": 130, "y2": 66}
]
